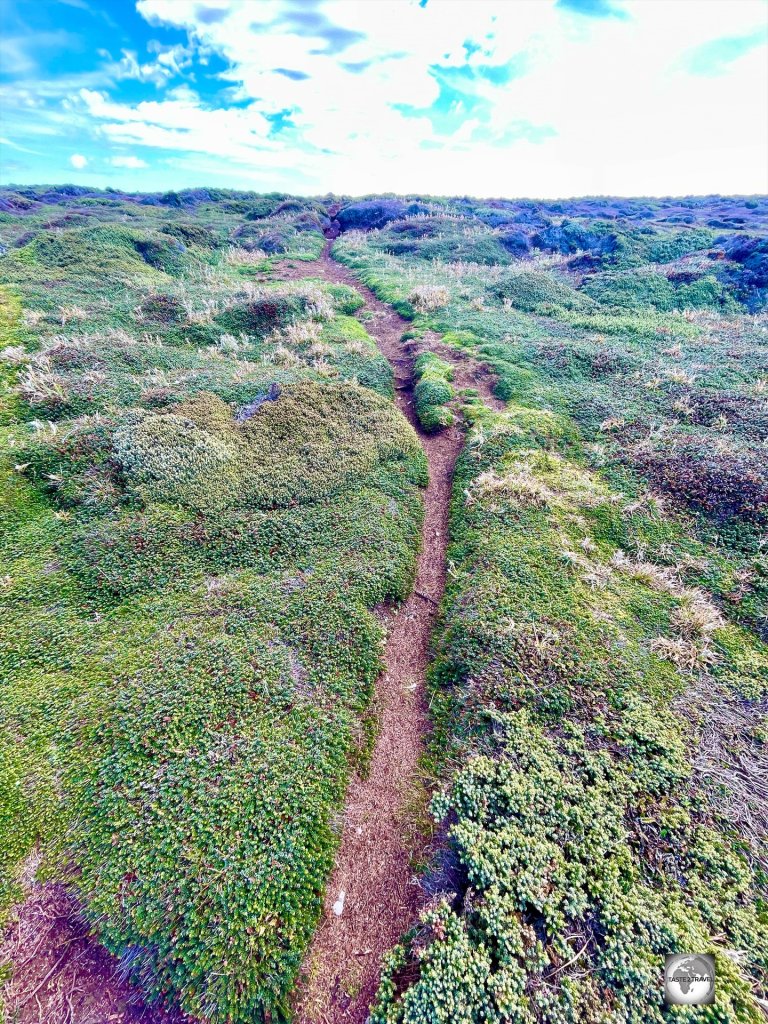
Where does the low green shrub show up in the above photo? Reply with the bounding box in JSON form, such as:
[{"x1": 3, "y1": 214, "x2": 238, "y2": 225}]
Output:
[
  {"x1": 608, "y1": 228, "x2": 716, "y2": 269},
  {"x1": 231, "y1": 216, "x2": 324, "y2": 261},
  {"x1": 373, "y1": 413, "x2": 768, "y2": 1023},
  {"x1": 162, "y1": 221, "x2": 222, "y2": 249},
  {"x1": 413, "y1": 352, "x2": 454, "y2": 433},
  {"x1": 441, "y1": 330, "x2": 482, "y2": 350},
  {"x1": 323, "y1": 281, "x2": 365, "y2": 314},
  {"x1": 492, "y1": 269, "x2": 592, "y2": 313},
  {"x1": 25, "y1": 225, "x2": 188, "y2": 278},
  {"x1": 373, "y1": 715, "x2": 763, "y2": 1023},
  {"x1": 584, "y1": 269, "x2": 734, "y2": 311},
  {"x1": 216, "y1": 293, "x2": 309, "y2": 336}
]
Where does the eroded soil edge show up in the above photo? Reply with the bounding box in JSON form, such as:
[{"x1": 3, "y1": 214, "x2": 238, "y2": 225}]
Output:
[{"x1": 289, "y1": 247, "x2": 469, "y2": 1024}]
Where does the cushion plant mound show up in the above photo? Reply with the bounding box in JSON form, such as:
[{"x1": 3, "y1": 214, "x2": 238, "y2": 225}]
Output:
[{"x1": 114, "y1": 382, "x2": 422, "y2": 513}]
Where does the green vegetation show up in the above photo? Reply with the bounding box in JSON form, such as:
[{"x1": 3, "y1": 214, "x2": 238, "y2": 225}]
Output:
[
  {"x1": 0, "y1": 193, "x2": 426, "y2": 1021},
  {"x1": 2, "y1": 187, "x2": 766, "y2": 1022},
  {"x1": 413, "y1": 351, "x2": 454, "y2": 432},
  {"x1": 334, "y1": 224, "x2": 768, "y2": 637},
  {"x1": 334, "y1": 199, "x2": 768, "y2": 1022},
  {"x1": 371, "y1": 403, "x2": 767, "y2": 1023},
  {"x1": 582, "y1": 268, "x2": 734, "y2": 311},
  {"x1": 493, "y1": 265, "x2": 592, "y2": 313}
]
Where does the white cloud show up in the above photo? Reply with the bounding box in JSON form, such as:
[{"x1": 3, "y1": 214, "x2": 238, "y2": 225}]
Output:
[
  {"x1": 110, "y1": 155, "x2": 148, "y2": 168},
  {"x1": 69, "y1": 153, "x2": 88, "y2": 169},
  {"x1": 115, "y1": 42, "x2": 197, "y2": 86},
  {"x1": 0, "y1": 136, "x2": 43, "y2": 156},
  {"x1": 72, "y1": 0, "x2": 768, "y2": 196},
  {"x1": 78, "y1": 87, "x2": 285, "y2": 172}
]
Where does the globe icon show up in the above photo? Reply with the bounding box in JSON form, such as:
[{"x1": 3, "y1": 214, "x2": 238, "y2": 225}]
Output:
[{"x1": 665, "y1": 954, "x2": 715, "y2": 1006}]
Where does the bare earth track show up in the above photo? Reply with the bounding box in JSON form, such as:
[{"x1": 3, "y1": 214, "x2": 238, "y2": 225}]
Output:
[
  {"x1": 0, "y1": 877, "x2": 186, "y2": 1024},
  {"x1": 289, "y1": 246, "x2": 468, "y2": 1024},
  {"x1": 1, "y1": 242, "x2": 499, "y2": 1024}
]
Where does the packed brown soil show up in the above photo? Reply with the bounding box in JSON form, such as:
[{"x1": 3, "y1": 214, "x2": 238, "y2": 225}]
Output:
[{"x1": 1, "y1": 242, "x2": 500, "y2": 1024}]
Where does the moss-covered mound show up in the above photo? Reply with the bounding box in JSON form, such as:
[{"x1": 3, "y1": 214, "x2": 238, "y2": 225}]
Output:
[
  {"x1": 413, "y1": 352, "x2": 454, "y2": 432},
  {"x1": 0, "y1": 194, "x2": 427, "y2": 1023},
  {"x1": 492, "y1": 267, "x2": 593, "y2": 313},
  {"x1": 114, "y1": 383, "x2": 421, "y2": 512}
]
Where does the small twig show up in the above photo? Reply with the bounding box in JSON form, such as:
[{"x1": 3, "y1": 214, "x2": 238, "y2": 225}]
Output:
[
  {"x1": 18, "y1": 942, "x2": 74, "y2": 1006},
  {"x1": 414, "y1": 590, "x2": 438, "y2": 606},
  {"x1": 544, "y1": 938, "x2": 591, "y2": 979}
]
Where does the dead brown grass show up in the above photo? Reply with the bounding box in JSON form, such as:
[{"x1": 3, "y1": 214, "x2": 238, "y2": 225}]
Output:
[{"x1": 685, "y1": 684, "x2": 768, "y2": 872}]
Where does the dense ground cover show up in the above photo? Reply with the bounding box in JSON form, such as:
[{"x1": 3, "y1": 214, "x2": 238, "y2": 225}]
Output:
[
  {"x1": 0, "y1": 189, "x2": 426, "y2": 1020},
  {"x1": 331, "y1": 197, "x2": 768, "y2": 1022},
  {"x1": 334, "y1": 202, "x2": 768, "y2": 637},
  {"x1": 1, "y1": 186, "x2": 766, "y2": 1022},
  {"x1": 371, "y1": 402, "x2": 767, "y2": 1023}
]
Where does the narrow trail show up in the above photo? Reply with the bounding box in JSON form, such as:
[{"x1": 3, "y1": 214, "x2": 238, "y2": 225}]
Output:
[
  {"x1": 283, "y1": 244, "x2": 500, "y2": 1023},
  {"x1": 0, "y1": 242, "x2": 500, "y2": 1024}
]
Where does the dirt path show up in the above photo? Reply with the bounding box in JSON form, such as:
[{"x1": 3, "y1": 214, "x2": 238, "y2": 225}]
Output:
[
  {"x1": 291, "y1": 249, "x2": 462, "y2": 1023},
  {"x1": 286, "y1": 245, "x2": 498, "y2": 1023},
  {"x1": 0, "y1": 871, "x2": 186, "y2": 1024},
  {"x1": 0, "y1": 243, "x2": 499, "y2": 1024}
]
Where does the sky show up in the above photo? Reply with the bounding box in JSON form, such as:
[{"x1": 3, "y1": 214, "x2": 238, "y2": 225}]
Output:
[{"x1": 1, "y1": 0, "x2": 767, "y2": 198}]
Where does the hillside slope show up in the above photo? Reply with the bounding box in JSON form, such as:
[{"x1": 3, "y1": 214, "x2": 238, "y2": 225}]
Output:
[{"x1": 0, "y1": 186, "x2": 766, "y2": 1023}]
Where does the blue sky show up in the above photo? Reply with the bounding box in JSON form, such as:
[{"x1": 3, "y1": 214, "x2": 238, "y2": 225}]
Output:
[{"x1": 1, "y1": 0, "x2": 767, "y2": 197}]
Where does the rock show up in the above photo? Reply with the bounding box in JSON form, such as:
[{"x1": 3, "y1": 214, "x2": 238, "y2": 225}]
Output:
[
  {"x1": 235, "y1": 382, "x2": 282, "y2": 423},
  {"x1": 332, "y1": 890, "x2": 345, "y2": 916}
]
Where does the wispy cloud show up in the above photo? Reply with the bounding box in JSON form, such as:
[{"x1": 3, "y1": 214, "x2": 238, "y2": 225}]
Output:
[
  {"x1": 0, "y1": 135, "x2": 43, "y2": 155},
  {"x1": 683, "y1": 26, "x2": 768, "y2": 76},
  {"x1": 1, "y1": 0, "x2": 766, "y2": 196},
  {"x1": 113, "y1": 46, "x2": 193, "y2": 86},
  {"x1": 0, "y1": 29, "x2": 79, "y2": 75},
  {"x1": 77, "y1": 86, "x2": 292, "y2": 170},
  {"x1": 110, "y1": 155, "x2": 148, "y2": 168},
  {"x1": 556, "y1": 0, "x2": 628, "y2": 19}
]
